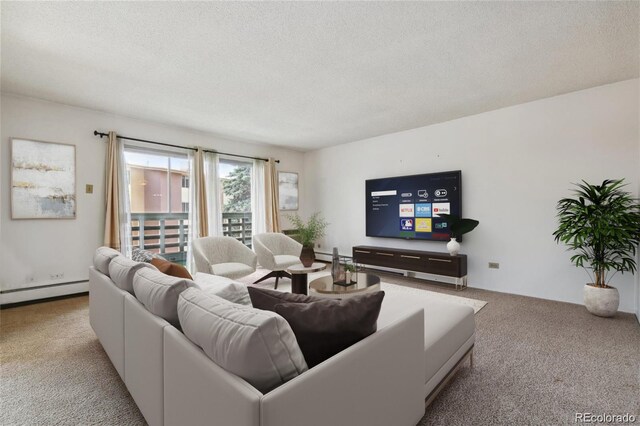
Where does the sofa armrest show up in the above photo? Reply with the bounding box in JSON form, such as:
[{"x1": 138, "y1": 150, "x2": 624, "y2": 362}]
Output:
[
  {"x1": 163, "y1": 326, "x2": 262, "y2": 426},
  {"x1": 260, "y1": 307, "x2": 425, "y2": 426},
  {"x1": 89, "y1": 267, "x2": 126, "y2": 380}
]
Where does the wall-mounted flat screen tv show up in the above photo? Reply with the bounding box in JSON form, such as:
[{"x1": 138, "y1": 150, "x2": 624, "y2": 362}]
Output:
[{"x1": 365, "y1": 170, "x2": 461, "y2": 241}]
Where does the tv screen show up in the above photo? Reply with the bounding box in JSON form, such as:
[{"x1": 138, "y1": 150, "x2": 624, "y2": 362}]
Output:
[{"x1": 365, "y1": 170, "x2": 461, "y2": 241}]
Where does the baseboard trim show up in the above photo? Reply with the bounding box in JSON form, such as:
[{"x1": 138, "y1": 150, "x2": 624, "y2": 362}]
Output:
[
  {"x1": 1, "y1": 292, "x2": 88, "y2": 310},
  {"x1": 0, "y1": 281, "x2": 89, "y2": 307},
  {"x1": 0, "y1": 280, "x2": 88, "y2": 294}
]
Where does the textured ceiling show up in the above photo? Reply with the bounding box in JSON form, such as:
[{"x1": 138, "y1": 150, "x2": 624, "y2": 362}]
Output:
[{"x1": 1, "y1": 2, "x2": 638, "y2": 150}]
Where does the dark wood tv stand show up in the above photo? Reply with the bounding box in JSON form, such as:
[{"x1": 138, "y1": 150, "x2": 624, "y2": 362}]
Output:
[{"x1": 352, "y1": 245, "x2": 468, "y2": 290}]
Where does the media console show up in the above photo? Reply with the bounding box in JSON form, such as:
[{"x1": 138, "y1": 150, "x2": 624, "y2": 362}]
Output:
[{"x1": 352, "y1": 245, "x2": 468, "y2": 290}]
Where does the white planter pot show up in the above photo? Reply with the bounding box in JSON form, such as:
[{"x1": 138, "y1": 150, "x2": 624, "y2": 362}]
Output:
[
  {"x1": 446, "y1": 238, "x2": 460, "y2": 256},
  {"x1": 583, "y1": 284, "x2": 619, "y2": 317}
]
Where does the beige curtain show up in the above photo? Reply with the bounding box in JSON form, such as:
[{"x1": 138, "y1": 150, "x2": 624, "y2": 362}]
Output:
[
  {"x1": 264, "y1": 158, "x2": 281, "y2": 232},
  {"x1": 194, "y1": 148, "x2": 208, "y2": 237},
  {"x1": 104, "y1": 131, "x2": 121, "y2": 250}
]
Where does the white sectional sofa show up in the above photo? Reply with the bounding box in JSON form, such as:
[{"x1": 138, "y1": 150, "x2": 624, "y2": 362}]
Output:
[{"x1": 89, "y1": 248, "x2": 475, "y2": 426}]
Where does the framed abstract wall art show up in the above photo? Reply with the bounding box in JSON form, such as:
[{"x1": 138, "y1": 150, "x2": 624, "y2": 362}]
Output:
[
  {"x1": 278, "y1": 171, "x2": 298, "y2": 211},
  {"x1": 11, "y1": 138, "x2": 76, "y2": 219}
]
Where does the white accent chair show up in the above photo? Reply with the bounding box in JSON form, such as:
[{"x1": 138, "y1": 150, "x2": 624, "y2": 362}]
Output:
[
  {"x1": 193, "y1": 236, "x2": 257, "y2": 279},
  {"x1": 252, "y1": 233, "x2": 303, "y2": 289}
]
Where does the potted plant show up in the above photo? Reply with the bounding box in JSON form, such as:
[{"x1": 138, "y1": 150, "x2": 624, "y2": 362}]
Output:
[
  {"x1": 437, "y1": 214, "x2": 480, "y2": 256},
  {"x1": 287, "y1": 212, "x2": 329, "y2": 267},
  {"x1": 553, "y1": 179, "x2": 640, "y2": 317}
]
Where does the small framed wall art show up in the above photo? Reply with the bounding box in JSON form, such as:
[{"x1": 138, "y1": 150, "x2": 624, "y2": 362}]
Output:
[
  {"x1": 11, "y1": 138, "x2": 77, "y2": 219},
  {"x1": 278, "y1": 171, "x2": 299, "y2": 211}
]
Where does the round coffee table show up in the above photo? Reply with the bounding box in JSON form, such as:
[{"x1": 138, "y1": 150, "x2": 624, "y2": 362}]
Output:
[
  {"x1": 286, "y1": 263, "x2": 327, "y2": 295},
  {"x1": 309, "y1": 273, "x2": 381, "y2": 299}
]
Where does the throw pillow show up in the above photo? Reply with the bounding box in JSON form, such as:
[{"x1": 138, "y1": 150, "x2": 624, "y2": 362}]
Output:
[
  {"x1": 193, "y1": 272, "x2": 251, "y2": 305},
  {"x1": 274, "y1": 291, "x2": 385, "y2": 368},
  {"x1": 133, "y1": 267, "x2": 196, "y2": 327},
  {"x1": 151, "y1": 257, "x2": 193, "y2": 280},
  {"x1": 248, "y1": 286, "x2": 322, "y2": 311},
  {"x1": 131, "y1": 247, "x2": 163, "y2": 263},
  {"x1": 177, "y1": 288, "x2": 308, "y2": 393}
]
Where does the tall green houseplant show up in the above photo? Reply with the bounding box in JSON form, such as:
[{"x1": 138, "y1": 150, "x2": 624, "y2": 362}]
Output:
[
  {"x1": 287, "y1": 212, "x2": 328, "y2": 247},
  {"x1": 553, "y1": 179, "x2": 640, "y2": 288},
  {"x1": 287, "y1": 212, "x2": 329, "y2": 266}
]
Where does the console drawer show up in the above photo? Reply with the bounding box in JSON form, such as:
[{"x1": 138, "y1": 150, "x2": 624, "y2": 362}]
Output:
[{"x1": 352, "y1": 246, "x2": 467, "y2": 278}]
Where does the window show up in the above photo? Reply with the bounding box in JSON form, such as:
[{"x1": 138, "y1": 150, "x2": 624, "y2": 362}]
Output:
[
  {"x1": 219, "y1": 158, "x2": 252, "y2": 247},
  {"x1": 124, "y1": 147, "x2": 191, "y2": 264}
]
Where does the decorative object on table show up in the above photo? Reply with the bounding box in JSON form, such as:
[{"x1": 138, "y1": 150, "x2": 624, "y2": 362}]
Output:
[
  {"x1": 553, "y1": 179, "x2": 640, "y2": 317},
  {"x1": 344, "y1": 261, "x2": 358, "y2": 284},
  {"x1": 11, "y1": 138, "x2": 76, "y2": 219},
  {"x1": 278, "y1": 171, "x2": 299, "y2": 211},
  {"x1": 437, "y1": 214, "x2": 479, "y2": 256},
  {"x1": 331, "y1": 247, "x2": 340, "y2": 281},
  {"x1": 287, "y1": 212, "x2": 328, "y2": 267},
  {"x1": 332, "y1": 256, "x2": 360, "y2": 286}
]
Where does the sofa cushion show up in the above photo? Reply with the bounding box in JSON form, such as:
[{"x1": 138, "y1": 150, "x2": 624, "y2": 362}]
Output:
[
  {"x1": 210, "y1": 262, "x2": 255, "y2": 279},
  {"x1": 193, "y1": 272, "x2": 251, "y2": 305},
  {"x1": 133, "y1": 267, "x2": 196, "y2": 327},
  {"x1": 275, "y1": 291, "x2": 385, "y2": 368},
  {"x1": 150, "y1": 257, "x2": 193, "y2": 280},
  {"x1": 378, "y1": 292, "x2": 475, "y2": 384},
  {"x1": 177, "y1": 288, "x2": 308, "y2": 393},
  {"x1": 93, "y1": 247, "x2": 122, "y2": 276},
  {"x1": 248, "y1": 286, "x2": 321, "y2": 311},
  {"x1": 108, "y1": 255, "x2": 157, "y2": 294}
]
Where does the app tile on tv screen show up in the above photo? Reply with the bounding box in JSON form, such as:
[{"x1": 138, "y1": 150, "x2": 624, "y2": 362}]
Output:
[
  {"x1": 415, "y1": 218, "x2": 432, "y2": 233},
  {"x1": 399, "y1": 204, "x2": 415, "y2": 217},
  {"x1": 400, "y1": 218, "x2": 414, "y2": 231},
  {"x1": 415, "y1": 203, "x2": 432, "y2": 218},
  {"x1": 432, "y1": 203, "x2": 450, "y2": 217}
]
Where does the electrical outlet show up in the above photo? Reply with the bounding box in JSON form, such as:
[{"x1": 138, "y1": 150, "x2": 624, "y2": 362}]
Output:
[
  {"x1": 86, "y1": 184, "x2": 94, "y2": 194},
  {"x1": 488, "y1": 262, "x2": 500, "y2": 269}
]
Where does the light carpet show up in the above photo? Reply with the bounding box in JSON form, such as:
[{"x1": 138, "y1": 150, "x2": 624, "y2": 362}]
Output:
[{"x1": 1, "y1": 271, "x2": 638, "y2": 425}]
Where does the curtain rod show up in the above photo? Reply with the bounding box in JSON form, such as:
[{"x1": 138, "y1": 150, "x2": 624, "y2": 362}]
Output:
[{"x1": 93, "y1": 131, "x2": 279, "y2": 163}]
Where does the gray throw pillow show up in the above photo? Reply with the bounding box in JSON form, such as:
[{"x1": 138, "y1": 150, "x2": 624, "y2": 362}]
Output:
[
  {"x1": 274, "y1": 291, "x2": 385, "y2": 368},
  {"x1": 131, "y1": 247, "x2": 165, "y2": 263}
]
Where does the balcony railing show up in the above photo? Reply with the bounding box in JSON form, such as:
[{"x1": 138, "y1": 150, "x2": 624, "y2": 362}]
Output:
[
  {"x1": 131, "y1": 211, "x2": 252, "y2": 265},
  {"x1": 131, "y1": 212, "x2": 189, "y2": 264},
  {"x1": 223, "y1": 212, "x2": 252, "y2": 247}
]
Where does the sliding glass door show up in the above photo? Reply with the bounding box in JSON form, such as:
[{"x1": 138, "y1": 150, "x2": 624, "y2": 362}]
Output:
[
  {"x1": 219, "y1": 157, "x2": 253, "y2": 247},
  {"x1": 124, "y1": 147, "x2": 191, "y2": 264}
]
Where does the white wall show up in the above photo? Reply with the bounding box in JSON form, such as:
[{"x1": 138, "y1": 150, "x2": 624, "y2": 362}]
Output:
[
  {"x1": 0, "y1": 94, "x2": 305, "y2": 297},
  {"x1": 303, "y1": 79, "x2": 639, "y2": 313}
]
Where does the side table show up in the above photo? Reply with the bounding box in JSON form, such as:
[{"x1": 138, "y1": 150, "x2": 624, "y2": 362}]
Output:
[{"x1": 286, "y1": 263, "x2": 327, "y2": 295}]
